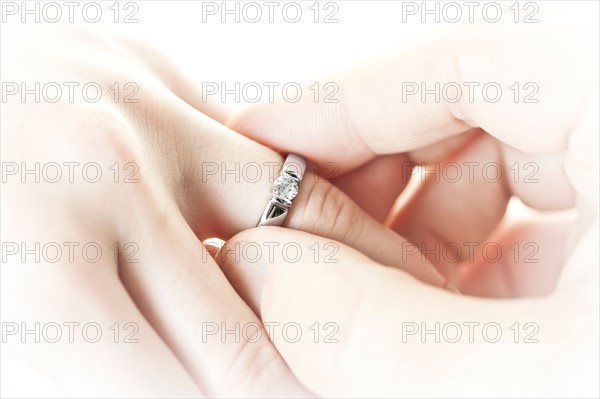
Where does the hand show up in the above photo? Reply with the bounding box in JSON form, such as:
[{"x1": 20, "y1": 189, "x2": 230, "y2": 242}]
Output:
[
  {"x1": 1, "y1": 23, "x2": 451, "y2": 397},
  {"x1": 1, "y1": 22, "x2": 293, "y2": 397},
  {"x1": 222, "y1": 21, "x2": 599, "y2": 396}
]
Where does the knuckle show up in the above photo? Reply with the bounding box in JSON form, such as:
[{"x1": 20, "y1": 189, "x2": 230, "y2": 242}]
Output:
[
  {"x1": 225, "y1": 333, "x2": 286, "y2": 396},
  {"x1": 292, "y1": 177, "x2": 363, "y2": 245}
]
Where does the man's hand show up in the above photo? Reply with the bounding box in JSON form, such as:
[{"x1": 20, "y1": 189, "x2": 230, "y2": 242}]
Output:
[{"x1": 224, "y1": 20, "x2": 599, "y2": 397}]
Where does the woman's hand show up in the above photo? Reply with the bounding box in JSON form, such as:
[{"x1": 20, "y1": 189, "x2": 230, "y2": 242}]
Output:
[
  {"x1": 1, "y1": 22, "x2": 451, "y2": 397},
  {"x1": 1, "y1": 22, "x2": 302, "y2": 397}
]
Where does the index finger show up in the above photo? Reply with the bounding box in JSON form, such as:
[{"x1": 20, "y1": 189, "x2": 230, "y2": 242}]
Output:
[{"x1": 229, "y1": 22, "x2": 597, "y2": 172}]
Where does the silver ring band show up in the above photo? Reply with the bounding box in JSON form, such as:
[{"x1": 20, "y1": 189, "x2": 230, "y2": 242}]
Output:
[{"x1": 257, "y1": 154, "x2": 307, "y2": 227}]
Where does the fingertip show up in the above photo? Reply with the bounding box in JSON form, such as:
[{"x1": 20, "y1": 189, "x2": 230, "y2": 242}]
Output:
[
  {"x1": 227, "y1": 93, "x2": 374, "y2": 174},
  {"x1": 215, "y1": 228, "x2": 273, "y2": 315}
]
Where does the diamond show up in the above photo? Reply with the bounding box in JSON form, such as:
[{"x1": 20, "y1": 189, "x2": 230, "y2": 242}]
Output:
[{"x1": 273, "y1": 175, "x2": 298, "y2": 204}]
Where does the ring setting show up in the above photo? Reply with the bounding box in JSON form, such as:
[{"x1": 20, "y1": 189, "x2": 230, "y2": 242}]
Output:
[{"x1": 257, "y1": 154, "x2": 306, "y2": 227}]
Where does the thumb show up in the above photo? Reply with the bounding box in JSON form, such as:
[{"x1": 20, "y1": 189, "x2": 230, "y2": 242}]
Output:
[{"x1": 217, "y1": 227, "x2": 598, "y2": 397}]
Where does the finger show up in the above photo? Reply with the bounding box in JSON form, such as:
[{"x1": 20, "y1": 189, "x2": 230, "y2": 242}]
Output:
[
  {"x1": 218, "y1": 226, "x2": 599, "y2": 397},
  {"x1": 282, "y1": 170, "x2": 449, "y2": 289},
  {"x1": 0, "y1": 228, "x2": 200, "y2": 397},
  {"x1": 333, "y1": 130, "x2": 481, "y2": 223},
  {"x1": 149, "y1": 99, "x2": 448, "y2": 288},
  {"x1": 334, "y1": 154, "x2": 411, "y2": 222},
  {"x1": 387, "y1": 129, "x2": 578, "y2": 285},
  {"x1": 229, "y1": 23, "x2": 596, "y2": 184},
  {"x1": 331, "y1": 130, "x2": 481, "y2": 223},
  {"x1": 117, "y1": 198, "x2": 312, "y2": 397},
  {"x1": 388, "y1": 132, "x2": 511, "y2": 283},
  {"x1": 2, "y1": 272, "x2": 202, "y2": 398},
  {"x1": 459, "y1": 218, "x2": 575, "y2": 298},
  {"x1": 120, "y1": 84, "x2": 283, "y2": 240},
  {"x1": 0, "y1": 151, "x2": 201, "y2": 397},
  {"x1": 500, "y1": 144, "x2": 576, "y2": 211}
]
